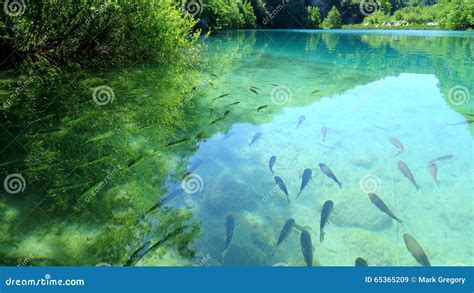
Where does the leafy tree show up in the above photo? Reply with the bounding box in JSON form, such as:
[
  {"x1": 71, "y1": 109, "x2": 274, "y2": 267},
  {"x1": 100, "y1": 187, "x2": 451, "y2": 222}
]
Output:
[
  {"x1": 307, "y1": 6, "x2": 322, "y2": 28},
  {"x1": 322, "y1": 6, "x2": 343, "y2": 28}
]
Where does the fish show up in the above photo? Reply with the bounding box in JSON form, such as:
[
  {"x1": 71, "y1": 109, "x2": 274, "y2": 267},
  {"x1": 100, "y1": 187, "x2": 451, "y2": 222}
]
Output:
[
  {"x1": 257, "y1": 105, "x2": 269, "y2": 112},
  {"x1": 212, "y1": 94, "x2": 230, "y2": 101},
  {"x1": 222, "y1": 131, "x2": 235, "y2": 141},
  {"x1": 403, "y1": 234, "x2": 431, "y2": 266},
  {"x1": 297, "y1": 168, "x2": 312, "y2": 198},
  {"x1": 320, "y1": 200, "x2": 333, "y2": 242},
  {"x1": 296, "y1": 115, "x2": 306, "y2": 128},
  {"x1": 164, "y1": 138, "x2": 189, "y2": 148},
  {"x1": 269, "y1": 156, "x2": 277, "y2": 174},
  {"x1": 271, "y1": 218, "x2": 295, "y2": 256},
  {"x1": 213, "y1": 94, "x2": 230, "y2": 101},
  {"x1": 274, "y1": 176, "x2": 290, "y2": 203},
  {"x1": 355, "y1": 258, "x2": 368, "y2": 267},
  {"x1": 124, "y1": 241, "x2": 152, "y2": 266},
  {"x1": 389, "y1": 137, "x2": 405, "y2": 156},
  {"x1": 249, "y1": 132, "x2": 262, "y2": 146},
  {"x1": 271, "y1": 83, "x2": 278, "y2": 87},
  {"x1": 224, "y1": 101, "x2": 240, "y2": 108},
  {"x1": 222, "y1": 214, "x2": 235, "y2": 262},
  {"x1": 211, "y1": 73, "x2": 219, "y2": 78},
  {"x1": 319, "y1": 163, "x2": 342, "y2": 189},
  {"x1": 250, "y1": 88, "x2": 259, "y2": 95},
  {"x1": 429, "y1": 154, "x2": 454, "y2": 164},
  {"x1": 300, "y1": 230, "x2": 313, "y2": 267},
  {"x1": 311, "y1": 89, "x2": 320, "y2": 95},
  {"x1": 223, "y1": 110, "x2": 231, "y2": 117},
  {"x1": 368, "y1": 193, "x2": 402, "y2": 223},
  {"x1": 250, "y1": 86, "x2": 262, "y2": 90},
  {"x1": 321, "y1": 127, "x2": 328, "y2": 142},
  {"x1": 144, "y1": 188, "x2": 185, "y2": 215},
  {"x1": 398, "y1": 160, "x2": 420, "y2": 191},
  {"x1": 428, "y1": 162, "x2": 439, "y2": 186},
  {"x1": 210, "y1": 117, "x2": 225, "y2": 125}
]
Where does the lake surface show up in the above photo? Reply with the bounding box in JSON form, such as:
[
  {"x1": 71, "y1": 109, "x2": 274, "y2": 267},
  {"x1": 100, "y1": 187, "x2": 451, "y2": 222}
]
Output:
[
  {"x1": 1, "y1": 30, "x2": 473, "y2": 267},
  {"x1": 176, "y1": 30, "x2": 473, "y2": 266}
]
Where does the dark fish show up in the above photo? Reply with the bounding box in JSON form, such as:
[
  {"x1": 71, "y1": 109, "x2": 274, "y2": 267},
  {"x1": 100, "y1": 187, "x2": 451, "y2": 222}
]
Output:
[
  {"x1": 297, "y1": 168, "x2": 312, "y2": 198},
  {"x1": 222, "y1": 131, "x2": 235, "y2": 141},
  {"x1": 274, "y1": 176, "x2": 290, "y2": 203},
  {"x1": 428, "y1": 162, "x2": 439, "y2": 186},
  {"x1": 213, "y1": 94, "x2": 230, "y2": 101},
  {"x1": 210, "y1": 117, "x2": 225, "y2": 125},
  {"x1": 271, "y1": 83, "x2": 278, "y2": 87},
  {"x1": 224, "y1": 215, "x2": 235, "y2": 251},
  {"x1": 250, "y1": 88, "x2": 259, "y2": 95},
  {"x1": 319, "y1": 163, "x2": 342, "y2": 189},
  {"x1": 311, "y1": 89, "x2": 320, "y2": 95},
  {"x1": 403, "y1": 234, "x2": 431, "y2": 266},
  {"x1": 276, "y1": 219, "x2": 295, "y2": 246},
  {"x1": 389, "y1": 137, "x2": 405, "y2": 156},
  {"x1": 224, "y1": 101, "x2": 240, "y2": 108},
  {"x1": 164, "y1": 138, "x2": 189, "y2": 148},
  {"x1": 355, "y1": 258, "x2": 368, "y2": 267},
  {"x1": 398, "y1": 160, "x2": 420, "y2": 191},
  {"x1": 300, "y1": 230, "x2": 313, "y2": 267},
  {"x1": 296, "y1": 115, "x2": 306, "y2": 128},
  {"x1": 368, "y1": 193, "x2": 402, "y2": 223},
  {"x1": 250, "y1": 86, "x2": 262, "y2": 90},
  {"x1": 223, "y1": 110, "x2": 231, "y2": 117},
  {"x1": 145, "y1": 188, "x2": 185, "y2": 215},
  {"x1": 429, "y1": 154, "x2": 454, "y2": 164},
  {"x1": 124, "y1": 241, "x2": 152, "y2": 266},
  {"x1": 321, "y1": 127, "x2": 328, "y2": 142},
  {"x1": 320, "y1": 200, "x2": 333, "y2": 242},
  {"x1": 249, "y1": 132, "x2": 262, "y2": 146},
  {"x1": 271, "y1": 218, "x2": 295, "y2": 256},
  {"x1": 269, "y1": 156, "x2": 277, "y2": 174},
  {"x1": 222, "y1": 214, "x2": 235, "y2": 262},
  {"x1": 211, "y1": 73, "x2": 219, "y2": 78},
  {"x1": 257, "y1": 105, "x2": 269, "y2": 112}
]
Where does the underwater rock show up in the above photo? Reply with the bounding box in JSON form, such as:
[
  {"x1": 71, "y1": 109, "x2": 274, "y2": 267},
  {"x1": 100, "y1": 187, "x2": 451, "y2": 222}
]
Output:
[{"x1": 331, "y1": 196, "x2": 394, "y2": 231}]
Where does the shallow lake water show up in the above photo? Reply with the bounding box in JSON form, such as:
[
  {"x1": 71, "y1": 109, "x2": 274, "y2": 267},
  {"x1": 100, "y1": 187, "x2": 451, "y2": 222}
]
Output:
[
  {"x1": 170, "y1": 30, "x2": 473, "y2": 266},
  {"x1": 1, "y1": 29, "x2": 473, "y2": 267}
]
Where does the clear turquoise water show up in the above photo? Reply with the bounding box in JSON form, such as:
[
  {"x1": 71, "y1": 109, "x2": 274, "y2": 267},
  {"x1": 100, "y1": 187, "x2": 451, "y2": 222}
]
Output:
[{"x1": 175, "y1": 30, "x2": 473, "y2": 266}]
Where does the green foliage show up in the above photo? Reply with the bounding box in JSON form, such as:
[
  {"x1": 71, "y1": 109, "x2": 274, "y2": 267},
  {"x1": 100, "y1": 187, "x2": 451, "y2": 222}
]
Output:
[
  {"x1": 203, "y1": 0, "x2": 256, "y2": 29},
  {"x1": 0, "y1": 0, "x2": 200, "y2": 67},
  {"x1": 322, "y1": 6, "x2": 343, "y2": 29},
  {"x1": 307, "y1": 6, "x2": 322, "y2": 28},
  {"x1": 443, "y1": 0, "x2": 474, "y2": 29}
]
